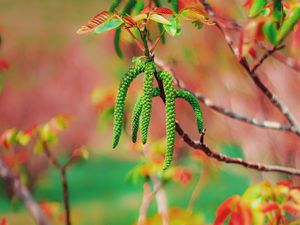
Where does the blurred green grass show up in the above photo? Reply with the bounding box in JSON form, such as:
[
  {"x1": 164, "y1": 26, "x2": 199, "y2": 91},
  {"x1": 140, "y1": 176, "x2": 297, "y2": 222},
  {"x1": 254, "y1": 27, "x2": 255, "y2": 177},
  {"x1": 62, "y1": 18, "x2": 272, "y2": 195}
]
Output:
[{"x1": 0, "y1": 155, "x2": 249, "y2": 225}]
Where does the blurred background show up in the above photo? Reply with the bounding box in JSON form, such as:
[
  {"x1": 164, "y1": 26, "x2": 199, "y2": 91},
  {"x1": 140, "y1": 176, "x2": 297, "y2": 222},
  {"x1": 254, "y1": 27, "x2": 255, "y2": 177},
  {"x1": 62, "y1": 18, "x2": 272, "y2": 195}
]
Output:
[{"x1": 0, "y1": 0, "x2": 300, "y2": 224}]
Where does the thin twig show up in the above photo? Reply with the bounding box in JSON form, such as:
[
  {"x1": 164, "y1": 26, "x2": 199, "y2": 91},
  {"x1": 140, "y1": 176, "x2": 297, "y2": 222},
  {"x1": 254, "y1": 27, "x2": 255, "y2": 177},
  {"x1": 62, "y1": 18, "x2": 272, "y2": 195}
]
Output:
[
  {"x1": 251, "y1": 45, "x2": 285, "y2": 73},
  {"x1": 42, "y1": 143, "x2": 72, "y2": 225},
  {"x1": 259, "y1": 43, "x2": 300, "y2": 73},
  {"x1": 0, "y1": 155, "x2": 51, "y2": 225}
]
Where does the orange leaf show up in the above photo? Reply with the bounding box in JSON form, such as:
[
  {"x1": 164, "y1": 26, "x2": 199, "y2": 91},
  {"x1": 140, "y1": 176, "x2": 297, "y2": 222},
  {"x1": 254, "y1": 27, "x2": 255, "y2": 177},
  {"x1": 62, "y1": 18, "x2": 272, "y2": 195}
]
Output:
[
  {"x1": 180, "y1": 7, "x2": 214, "y2": 25},
  {"x1": 77, "y1": 11, "x2": 114, "y2": 34}
]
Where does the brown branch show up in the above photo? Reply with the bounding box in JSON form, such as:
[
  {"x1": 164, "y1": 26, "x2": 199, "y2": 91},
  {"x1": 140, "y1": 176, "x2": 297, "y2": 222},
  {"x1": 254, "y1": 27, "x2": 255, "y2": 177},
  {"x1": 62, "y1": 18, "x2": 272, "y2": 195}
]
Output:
[
  {"x1": 251, "y1": 45, "x2": 285, "y2": 73},
  {"x1": 0, "y1": 156, "x2": 51, "y2": 225},
  {"x1": 155, "y1": 58, "x2": 291, "y2": 132},
  {"x1": 42, "y1": 143, "x2": 71, "y2": 225},
  {"x1": 199, "y1": 0, "x2": 300, "y2": 137},
  {"x1": 175, "y1": 121, "x2": 300, "y2": 176}
]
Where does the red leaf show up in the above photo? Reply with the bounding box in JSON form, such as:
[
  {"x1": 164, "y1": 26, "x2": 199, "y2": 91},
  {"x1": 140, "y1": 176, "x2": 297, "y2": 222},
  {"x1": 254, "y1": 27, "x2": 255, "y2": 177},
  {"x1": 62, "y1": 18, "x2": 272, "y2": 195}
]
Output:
[
  {"x1": 154, "y1": 7, "x2": 174, "y2": 15},
  {"x1": 178, "y1": 0, "x2": 198, "y2": 11},
  {"x1": 214, "y1": 196, "x2": 240, "y2": 225},
  {"x1": 262, "y1": 202, "x2": 279, "y2": 213},
  {"x1": 248, "y1": 47, "x2": 257, "y2": 59},
  {"x1": 77, "y1": 11, "x2": 113, "y2": 34},
  {"x1": 243, "y1": 0, "x2": 253, "y2": 8},
  {"x1": 282, "y1": 203, "x2": 300, "y2": 216},
  {"x1": 276, "y1": 179, "x2": 293, "y2": 187},
  {"x1": 124, "y1": 16, "x2": 137, "y2": 28},
  {"x1": 0, "y1": 59, "x2": 9, "y2": 72},
  {"x1": 0, "y1": 218, "x2": 7, "y2": 225}
]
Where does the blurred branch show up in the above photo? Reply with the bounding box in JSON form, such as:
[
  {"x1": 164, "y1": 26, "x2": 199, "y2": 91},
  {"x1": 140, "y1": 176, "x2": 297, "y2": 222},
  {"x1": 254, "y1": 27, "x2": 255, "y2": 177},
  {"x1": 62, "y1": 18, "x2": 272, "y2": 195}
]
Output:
[
  {"x1": 140, "y1": 146, "x2": 169, "y2": 225},
  {"x1": 155, "y1": 58, "x2": 292, "y2": 132},
  {"x1": 187, "y1": 163, "x2": 209, "y2": 212},
  {"x1": 175, "y1": 122, "x2": 300, "y2": 176},
  {"x1": 0, "y1": 155, "x2": 50, "y2": 225},
  {"x1": 42, "y1": 143, "x2": 71, "y2": 225},
  {"x1": 199, "y1": 0, "x2": 300, "y2": 137}
]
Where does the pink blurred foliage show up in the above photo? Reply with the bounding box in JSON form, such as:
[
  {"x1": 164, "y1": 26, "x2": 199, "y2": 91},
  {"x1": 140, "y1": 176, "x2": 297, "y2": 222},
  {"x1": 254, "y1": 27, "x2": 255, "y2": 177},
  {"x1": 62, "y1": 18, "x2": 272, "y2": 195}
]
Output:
[{"x1": 0, "y1": 41, "x2": 99, "y2": 150}]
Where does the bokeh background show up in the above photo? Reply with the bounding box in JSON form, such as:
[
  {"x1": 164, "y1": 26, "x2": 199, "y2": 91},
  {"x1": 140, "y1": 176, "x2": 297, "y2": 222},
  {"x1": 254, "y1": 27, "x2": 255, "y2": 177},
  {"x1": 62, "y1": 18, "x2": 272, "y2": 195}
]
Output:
[{"x1": 0, "y1": 0, "x2": 300, "y2": 224}]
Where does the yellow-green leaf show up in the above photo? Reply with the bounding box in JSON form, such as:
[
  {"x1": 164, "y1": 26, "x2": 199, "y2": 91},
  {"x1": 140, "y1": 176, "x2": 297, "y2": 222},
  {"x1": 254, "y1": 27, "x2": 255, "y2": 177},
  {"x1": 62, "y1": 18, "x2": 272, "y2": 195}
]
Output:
[
  {"x1": 248, "y1": 0, "x2": 268, "y2": 18},
  {"x1": 149, "y1": 14, "x2": 171, "y2": 25},
  {"x1": 277, "y1": 6, "x2": 300, "y2": 43}
]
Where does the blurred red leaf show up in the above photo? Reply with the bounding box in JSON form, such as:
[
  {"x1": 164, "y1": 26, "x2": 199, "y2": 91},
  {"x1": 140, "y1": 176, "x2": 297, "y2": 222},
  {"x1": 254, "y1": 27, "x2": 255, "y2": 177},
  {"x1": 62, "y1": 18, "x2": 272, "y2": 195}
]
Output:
[
  {"x1": 276, "y1": 179, "x2": 292, "y2": 187},
  {"x1": 262, "y1": 202, "x2": 280, "y2": 213},
  {"x1": 214, "y1": 196, "x2": 240, "y2": 225},
  {"x1": 154, "y1": 7, "x2": 174, "y2": 15},
  {"x1": 0, "y1": 59, "x2": 9, "y2": 72},
  {"x1": 178, "y1": 0, "x2": 198, "y2": 11},
  {"x1": 0, "y1": 218, "x2": 7, "y2": 225},
  {"x1": 282, "y1": 203, "x2": 300, "y2": 216},
  {"x1": 77, "y1": 11, "x2": 114, "y2": 34},
  {"x1": 172, "y1": 167, "x2": 193, "y2": 186}
]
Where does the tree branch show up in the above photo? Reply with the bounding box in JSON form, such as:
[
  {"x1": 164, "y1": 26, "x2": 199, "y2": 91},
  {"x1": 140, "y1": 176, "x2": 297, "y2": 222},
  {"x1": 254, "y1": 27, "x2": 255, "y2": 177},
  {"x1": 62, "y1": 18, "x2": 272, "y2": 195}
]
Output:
[
  {"x1": 199, "y1": 0, "x2": 300, "y2": 137},
  {"x1": 42, "y1": 143, "x2": 71, "y2": 225},
  {"x1": 155, "y1": 58, "x2": 291, "y2": 132},
  {"x1": 0, "y1": 156, "x2": 51, "y2": 225}
]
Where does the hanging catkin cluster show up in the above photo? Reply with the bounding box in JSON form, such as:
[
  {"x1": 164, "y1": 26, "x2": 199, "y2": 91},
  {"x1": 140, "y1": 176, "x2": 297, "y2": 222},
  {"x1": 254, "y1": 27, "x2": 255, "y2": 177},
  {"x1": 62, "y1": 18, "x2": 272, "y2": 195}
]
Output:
[{"x1": 113, "y1": 60, "x2": 204, "y2": 170}]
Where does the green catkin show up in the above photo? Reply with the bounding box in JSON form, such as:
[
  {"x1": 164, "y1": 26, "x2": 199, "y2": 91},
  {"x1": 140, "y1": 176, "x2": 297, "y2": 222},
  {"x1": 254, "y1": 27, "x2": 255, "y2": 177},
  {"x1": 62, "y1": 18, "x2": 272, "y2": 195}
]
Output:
[
  {"x1": 131, "y1": 88, "x2": 160, "y2": 143},
  {"x1": 157, "y1": 71, "x2": 176, "y2": 170},
  {"x1": 141, "y1": 62, "x2": 156, "y2": 144},
  {"x1": 109, "y1": 0, "x2": 122, "y2": 12},
  {"x1": 175, "y1": 89, "x2": 204, "y2": 133},
  {"x1": 112, "y1": 62, "x2": 146, "y2": 148}
]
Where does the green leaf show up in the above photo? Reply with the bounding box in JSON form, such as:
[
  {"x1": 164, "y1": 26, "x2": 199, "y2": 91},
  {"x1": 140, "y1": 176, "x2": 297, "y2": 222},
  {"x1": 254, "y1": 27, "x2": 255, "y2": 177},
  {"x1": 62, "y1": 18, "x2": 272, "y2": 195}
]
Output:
[
  {"x1": 248, "y1": 0, "x2": 268, "y2": 18},
  {"x1": 277, "y1": 6, "x2": 300, "y2": 43},
  {"x1": 16, "y1": 131, "x2": 31, "y2": 146},
  {"x1": 163, "y1": 16, "x2": 180, "y2": 36},
  {"x1": 149, "y1": 14, "x2": 171, "y2": 25},
  {"x1": 263, "y1": 21, "x2": 278, "y2": 45},
  {"x1": 273, "y1": 0, "x2": 283, "y2": 22},
  {"x1": 94, "y1": 18, "x2": 123, "y2": 34}
]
